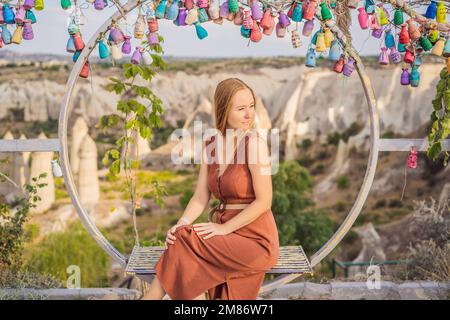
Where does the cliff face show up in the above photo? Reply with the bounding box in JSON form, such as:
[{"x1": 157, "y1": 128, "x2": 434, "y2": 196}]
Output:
[{"x1": 0, "y1": 63, "x2": 441, "y2": 152}]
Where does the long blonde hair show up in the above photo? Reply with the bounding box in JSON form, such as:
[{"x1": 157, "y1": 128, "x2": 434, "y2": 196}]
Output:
[
  {"x1": 213, "y1": 77, "x2": 256, "y2": 136},
  {"x1": 213, "y1": 78, "x2": 257, "y2": 176}
]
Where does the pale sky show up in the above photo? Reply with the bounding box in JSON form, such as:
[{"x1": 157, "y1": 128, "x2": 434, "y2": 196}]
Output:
[{"x1": 6, "y1": 2, "x2": 405, "y2": 58}]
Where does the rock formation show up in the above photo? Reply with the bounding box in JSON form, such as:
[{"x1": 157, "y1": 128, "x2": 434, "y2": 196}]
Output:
[
  {"x1": 29, "y1": 132, "x2": 55, "y2": 214},
  {"x1": 77, "y1": 134, "x2": 100, "y2": 205}
]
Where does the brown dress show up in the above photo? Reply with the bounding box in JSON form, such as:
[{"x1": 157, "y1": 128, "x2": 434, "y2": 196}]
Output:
[{"x1": 154, "y1": 133, "x2": 279, "y2": 300}]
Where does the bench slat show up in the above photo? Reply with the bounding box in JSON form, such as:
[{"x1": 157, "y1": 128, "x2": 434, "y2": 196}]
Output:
[{"x1": 125, "y1": 245, "x2": 313, "y2": 275}]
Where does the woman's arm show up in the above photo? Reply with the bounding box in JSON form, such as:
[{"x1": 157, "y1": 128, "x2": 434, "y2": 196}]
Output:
[
  {"x1": 177, "y1": 140, "x2": 211, "y2": 225},
  {"x1": 222, "y1": 132, "x2": 272, "y2": 233}
]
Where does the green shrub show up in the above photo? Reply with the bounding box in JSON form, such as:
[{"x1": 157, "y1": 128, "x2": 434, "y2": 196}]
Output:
[
  {"x1": 23, "y1": 222, "x2": 111, "y2": 288},
  {"x1": 336, "y1": 175, "x2": 350, "y2": 189},
  {"x1": 180, "y1": 190, "x2": 194, "y2": 209}
]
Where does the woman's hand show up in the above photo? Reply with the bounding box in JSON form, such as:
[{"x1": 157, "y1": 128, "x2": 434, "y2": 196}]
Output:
[
  {"x1": 192, "y1": 222, "x2": 230, "y2": 240},
  {"x1": 165, "y1": 220, "x2": 190, "y2": 249}
]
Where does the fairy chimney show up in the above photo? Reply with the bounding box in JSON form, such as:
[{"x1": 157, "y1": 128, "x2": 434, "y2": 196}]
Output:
[
  {"x1": 29, "y1": 132, "x2": 55, "y2": 214},
  {"x1": 77, "y1": 133, "x2": 100, "y2": 205}
]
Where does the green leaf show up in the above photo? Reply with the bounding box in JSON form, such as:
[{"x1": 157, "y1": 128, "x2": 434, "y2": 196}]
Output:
[
  {"x1": 427, "y1": 142, "x2": 442, "y2": 161},
  {"x1": 109, "y1": 159, "x2": 121, "y2": 176}
]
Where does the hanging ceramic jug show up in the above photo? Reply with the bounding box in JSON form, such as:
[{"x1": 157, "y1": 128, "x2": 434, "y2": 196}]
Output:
[
  {"x1": 329, "y1": 40, "x2": 341, "y2": 61},
  {"x1": 243, "y1": 9, "x2": 253, "y2": 29},
  {"x1": 399, "y1": 24, "x2": 410, "y2": 44},
  {"x1": 1, "y1": 25, "x2": 12, "y2": 45},
  {"x1": 61, "y1": 0, "x2": 72, "y2": 10},
  {"x1": 194, "y1": 21, "x2": 208, "y2": 39},
  {"x1": 15, "y1": 5, "x2": 26, "y2": 23},
  {"x1": 291, "y1": 29, "x2": 301, "y2": 48},
  {"x1": 400, "y1": 68, "x2": 410, "y2": 85},
  {"x1": 365, "y1": 0, "x2": 375, "y2": 14},
  {"x1": 275, "y1": 22, "x2": 286, "y2": 38},
  {"x1": 219, "y1": 1, "x2": 229, "y2": 18},
  {"x1": 111, "y1": 44, "x2": 122, "y2": 60},
  {"x1": 141, "y1": 50, "x2": 153, "y2": 65},
  {"x1": 278, "y1": 11, "x2": 290, "y2": 28},
  {"x1": 198, "y1": 8, "x2": 209, "y2": 23},
  {"x1": 122, "y1": 36, "x2": 131, "y2": 54},
  {"x1": 436, "y1": 1, "x2": 446, "y2": 23},
  {"x1": 315, "y1": 32, "x2": 326, "y2": 52},
  {"x1": 80, "y1": 61, "x2": 90, "y2": 79},
  {"x1": 413, "y1": 55, "x2": 422, "y2": 67},
  {"x1": 155, "y1": 0, "x2": 167, "y2": 18},
  {"x1": 148, "y1": 32, "x2": 159, "y2": 45},
  {"x1": 72, "y1": 50, "x2": 81, "y2": 62},
  {"x1": 432, "y1": 37, "x2": 445, "y2": 56},
  {"x1": 12, "y1": 25, "x2": 23, "y2": 44},
  {"x1": 302, "y1": 19, "x2": 314, "y2": 37},
  {"x1": 3, "y1": 4, "x2": 15, "y2": 24},
  {"x1": 228, "y1": 0, "x2": 239, "y2": 13},
  {"x1": 260, "y1": 8, "x2": 274, "y2": 31},
  {"x1": 0, "y1": 5, "x2": 5, "y2": 25},
  {"x1": 320, "y1": 2, "x2": 332, "y2": 21},
  {"x1": 291, "y1": 1, "x2": 302, "y2": 22},
  {"x1": 410, "y1": 66, "x2": 420, "y2": 87},
  {"x1": 34, "y1": 0, "x2": 44, "y2": 11},
  {"x1": 51, "y1": 159, "x2": 63, "y2": 177},
  {"x1": 66, "y1": 35, "x2": 76, "y2": 52},
  {"x1": 185, "y1": 0, "x2": 194, "y2": 10},
  {"x1": 303, "y1": 0, "x2": 316, "y2": 21},
  {"x1": 263, "y1": 12, "x2": 275, "y2": 36},
  {"x1": 131, "y1": 47, "x2": 142, "y2": 64},
  {"x1": 110, "y1": 27, "x2": 125, "y2": 44},
  {"x1": 167, "y1": 0, "x2": 179, "y2": 21},
  {"x1": 134, "y1": 14, "x2": 146, "y2": 38},
  {"x1": 240, "y1": 24, "x2": 251, "y2": 38},
  {"x1": 177, "y1": 8, "x2": 187, "y2": 26},
  {"x1": 393, "y1": 8, "x2": 403, "y2": 25},
  {"x1": 209, "y1": 0, "x2": 220, "y2": 20},
  {"x1": 343, "y1": 57, "x2": 355, "y2": 77},
  {"x1": 324, "y1": 28, "x2": 334, "y2": 48},
  {"x1": 425, "y1": 0, "x2": 437, "y2": 19},
  {"x1": 251, "y1": 0, "x2": 263, "y2": 20},
  {"x1": 377, "y1": 4, "x2": 389, "y2": 26},
  {"x1": 333, "y1": 56, "x2": 345, "y2": 73},
  {"x1": 443, "y1": 37, "x2": 450, "y2": 57},
  {"x1": 26, "y1": 9, "x2": 37, "y2": 24},
  {"x1": 73, "y1": 33, "x2": 85, "y2": 50},
  {"x1": 389, "y1": 47, "x2": 401, "y2": 64},
  {"x1": 233, "y1": 8, "x2": 244, "y2": 25},
  {"x1": 428, "y1": 28, "x2": 439, "y2": 44},
  {"x1": 357, "y1": 7, "x2": 369, "y2": 29},
  {"x1": 403, "y1": 49, "x2": 415, "y2": 63},
  {"x1": 98, "y1": 40, "x2": 110, "y2": 59},
  {"x1": 378, "y1": 47, "x2": 389, "y2": 65},
  {"x1": 23, "y1": 19, "x2": 34, "y2": 40},
  {"x1": 186, "y1": 7, "x2": 199, "y2": 25},
  {"x1": 406, "y1": 19, "x2": 420, "y2": 41},
  {"x1": 305, "y1": 47, "x2": 316, "y2": 67},
  {"x1": 250, "y1": 21, "x2": 262, "y2": 42},
  {"x1": 372, "y1": 28, "x2": 383, "y2": 39},
  {"x1": 419, "y1": 36, "x2": 432, "y2": 51},
  {"x1": 370, "y1": 13, "x2": 378, "y2": 30},
  {"x1": 384, "y1": 29, "x2": 395, "y2": 48},
  {"x1": 24, "y1": 0, "x2": 35, "y2": 10},
  {"x1": 94, "y1": 0, "x2": 106, "y2": 10}
]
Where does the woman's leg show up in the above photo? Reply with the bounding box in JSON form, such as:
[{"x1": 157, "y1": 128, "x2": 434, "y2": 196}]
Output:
[
  {"x1": 140, "y1": 276, "x2": 208, "y2": 300},
  {"x1": 140, "y1": 276, "x2": 166, "y2": 300}
]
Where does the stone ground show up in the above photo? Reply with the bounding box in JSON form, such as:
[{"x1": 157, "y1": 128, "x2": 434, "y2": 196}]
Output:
[{"x1": 1, "y1": 282, "x2": 448, "y2": 300}]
